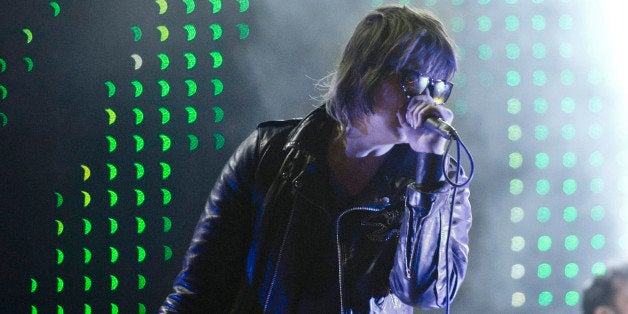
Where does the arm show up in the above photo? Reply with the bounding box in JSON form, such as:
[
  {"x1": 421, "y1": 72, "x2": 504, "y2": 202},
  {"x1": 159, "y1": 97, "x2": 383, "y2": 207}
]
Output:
[
  {"x1": 388, "y1": 152, "x2": 472, "y2": 308},
  {"x1": 159, "y1": 130, "x2": 260, "y2": 313}
]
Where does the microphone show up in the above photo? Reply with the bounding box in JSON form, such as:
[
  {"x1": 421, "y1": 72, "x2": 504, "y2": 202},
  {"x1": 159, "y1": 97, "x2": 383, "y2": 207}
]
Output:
[{"x1": 424, "y1": 116, "x2": 459, "y2": 140}]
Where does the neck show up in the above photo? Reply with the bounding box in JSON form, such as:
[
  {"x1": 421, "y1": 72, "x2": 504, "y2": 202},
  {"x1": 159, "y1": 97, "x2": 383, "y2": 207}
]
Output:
[{"x1": 342, "y1": 127, "x2": 395, "y2": 158}]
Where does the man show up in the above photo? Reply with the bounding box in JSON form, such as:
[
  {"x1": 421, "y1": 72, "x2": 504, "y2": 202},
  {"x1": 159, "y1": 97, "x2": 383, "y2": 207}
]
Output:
[{"x1": 160, "y1": 5, "x2": 472, "y2": 313}]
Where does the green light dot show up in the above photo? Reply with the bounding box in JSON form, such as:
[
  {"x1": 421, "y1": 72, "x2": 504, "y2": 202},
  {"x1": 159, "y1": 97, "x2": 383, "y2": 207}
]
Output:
[
  {"x1": 534, "y1": 98, "x2": 548, "y2": 114},
  {"x1": 505, "y1": 15, "x2": 520, "y2": 31},
  {"x1": 563, "y1": 179, "x2": 577, "y2": 195},
  {"x1": 539, "y1": 291, "x2": 553, "y2": 306},
  {"x1": 564, "y1": 235, "x2": 579, "y2": 251},
  {"x1": 565, "y1": 291, "x2": 580, "y2": 306},
  {"x1": 537, "y1": 263, "x2": 551, "y2": 279},
  {"x1": 538, "y1": 235, "x2": 552, "y2": 251},
  {"x1": 589, "y1": 124, "x2": 603, "y2": 139},
  {"x1": 589, "y1": 151, "x2": 603, "y2": 167},
  {"x1": 507, "y1": 98, "x2": 522, "y2": 114},
  {"x1": 424, "y1": 0, "x2": 436, "y2": 6},
  {"x1": 511, "y1": 236, "x2": 525, "y2": 252},
  {"x1": 533, "y1": 70, "x2": 548, "y2": 86},
  {"x1": 478, "y1": 0, "x2": 491, "y2": 4},
  {"x1": 591, "y1": 178, "x2": 604, "y2": 193},
  {"x1": 537, "y1": 179, "x2": 550, "y2": 195},
  {"x1": 559, "y1": 43, "x2": 573, "y2": 58},
  {"x1": 560, "y1": 70, "x2": 575, "y2": 86},
  {"x1": 565, "y1": 263, "x2": 579, "y2": 278},
  {"x1": 537, "y1": 207, "x2": 551, "y2": 223},
  {"x1": 561, "y1": 124, "x2": 575, "y2": 140},
  {"x1": 559, "y1": 14, "x2": 574, "y2": 30},
  {"x1": 507, "y1": 70, "x2": 521, "y2": 86},
  {"x1": 591, "y1": 205, "x2": 605, "y2": 221},
  {"x1": 563, "y1": 206, "x2": 577, "y2": 222},
  {"x1": 592, "y1": 262, "x2": 606, "y2": 275},
  {"x1": 561, "y1": 97, "x2": 576, "y2": 113},
  {"x1": 511, "y1": 207, "x2": 524, "y2": 223},
  {"x1": 505, "y1": 0, "x2": 518, "y2": 4},
  {"x1": 562, "y1": 152, "x2": 577, "y2": 168},
  {"x1": 450, "y1": 17, "x2": 465, "y2": 33},
  {"x1": 535, "y1": 152, "x2": 550, "y2": 169},
  {"x1": 478, "y1": 44, "x2": 492, "y2": 60},
  {"x1": 532, "y1": 15, "x2": 546, "y2": 31},
  {"x1": 505, "y1": 43, "x2": 520, "y2": 59},
  {"x1": 509, "y1": 152, "x2": 523, "y2": 169},
  {"x1": 477, "y1": 16, "x2": 492, "y2": 32},
  {"x1": 452, "y1": 0, "x2": 464, "y2": 6},
  {"x1": 588, "y1": 97, "x2": 603, "y2": 113},
  {"x1": 510, "y1": 179, "x2": 524, "y2": 195},
  {"x1": 532, "y1": 43, "x2": 547, "y2": 59},
  {"x1": 508, "y1": 125, "x2": 522, "y2": 141},
  {"x1": 591, "y1": 234, "x2": 605, "y2": 249},
  {"x1": 588, "y1": 69, "x2": 603, "y2": 85},
  {"x1": 535, "y1": 125, "x2": 549, "y2": 141}
]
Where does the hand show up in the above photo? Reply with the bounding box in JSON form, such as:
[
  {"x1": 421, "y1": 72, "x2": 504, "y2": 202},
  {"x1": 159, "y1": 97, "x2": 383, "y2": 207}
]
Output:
[{"x1": 397, "y1": 92, "x2": 454, "y2": 154}]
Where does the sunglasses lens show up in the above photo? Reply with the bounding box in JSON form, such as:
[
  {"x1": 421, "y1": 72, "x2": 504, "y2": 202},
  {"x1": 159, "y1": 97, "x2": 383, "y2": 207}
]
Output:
[
  {"x1": 431, "y1": 81, "x2": 452, "y2": 105},
  {"x1": 404, "y1": 75, "x2": 430, "y2": 97}
]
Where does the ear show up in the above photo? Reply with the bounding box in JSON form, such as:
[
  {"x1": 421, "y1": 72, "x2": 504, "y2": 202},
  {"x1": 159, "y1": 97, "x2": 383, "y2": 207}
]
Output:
[{"x1": 593, "y1": 305, "x2": 616, "y2": 314}]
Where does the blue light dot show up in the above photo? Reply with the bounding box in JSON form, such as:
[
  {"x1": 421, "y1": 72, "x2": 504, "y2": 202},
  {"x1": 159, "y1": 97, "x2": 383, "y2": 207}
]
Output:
[
  {"x1": 478, "y1": 16, "x2": 492, "y2": 32},
  {"x1": 454, "y1": 99, "x2": 468, "y2": 115},
  {"x1": 480, "y1": 72, "x2": 494, "y2": 87},
  {"x1": 591, "y1": 234, "x2": 606, "y2": 250},
  {"x1": 564, "y1": 235, "x2": 579, "y2": 250},
  {"x1": 507, "y1": 71, "x2": 521, "y2": 86},
  {"x1": 478, "y1": 44, "x2": 493, "y2": 60},
  {"x1": 534, "y1": 98, "x2": 548, "y2": 114},
  {"x1": 559, "y1": 43, "x2": 573, "y2": 58},
  {"x1": 532, "y1": 15, "x2": 546, "y2": 31},
  {"x1": 535, "y1": 125, "x2": 549, "y2": 141},
  {"x1": 588, "y1": 69, "x2": 603, "y2": 85},
  {"x1": 561, "y1": 124, "x2": 576, "y2": 140},
  {"x1": 537, "y1": 179, "x2": 550, "y2": 195},
  {"x1": 588, "y1": 97, "x2": 603, "y2": 113},
  {"x1": 590, "y1": 205, "x2": 605, "y2": 221},
  {"x1": 561, "y1": 97, "x2": 576, "y2": 113},
  {"x1": 537, "y1": 207, "x2": 551, "y2": 223},
  {"x1": 505, "y1": 15, "x2": 520, "y2": 31},
  {"x1": 538, "y1": 235, "x2": 552, "y2": 251},
  {"x1": 589, "y1": 124, "x2": 603, "y2": 139},
  {"x1": 589, "y1": 151, "x2": 603, "y2": 167},
  {"x1": 536, "y1": 152, "x2": 550, "y2": 169},
  {"x1": 533, "y1": 70, "x2": 548, "y2": 86},
  {"x1": 591, "y1": 178, "x2": 604, "y2": 194},
  {"x1": 562, "y1": 152, "x2": 577, "y2": 168},
  {"x1": 532, "y1": 43, "x2": 547, "y2": 59},
  {"x1": 506, "y1": 43, "x2": 520, "y2": 59},
  {"x1": 559, "y1": 14, "x2": 574, "y2": 30},
  {"x1": 561, "y1": 70, "x2": 575, "y2": 86},
  {"x1": 563, "y1": 179, "x2": 577, "y2": 195},
  {"x1": 592, "y1": 262, "x2": 606, "y2": 276},
  {"x1": 450, "y1": 17, "x2": 465, "y2": 33}
]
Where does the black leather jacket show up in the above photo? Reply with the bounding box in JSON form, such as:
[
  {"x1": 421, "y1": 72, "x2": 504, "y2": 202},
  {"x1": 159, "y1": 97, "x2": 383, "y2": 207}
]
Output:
[{"x1": 160, "y1": 107, "x2": 472, "y2": 313}]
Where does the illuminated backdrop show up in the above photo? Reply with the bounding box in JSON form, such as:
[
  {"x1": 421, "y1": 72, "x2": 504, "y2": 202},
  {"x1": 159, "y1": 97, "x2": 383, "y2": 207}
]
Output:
[{"x1": 1, "y1": 1, "x2": 626, "y2": 313}]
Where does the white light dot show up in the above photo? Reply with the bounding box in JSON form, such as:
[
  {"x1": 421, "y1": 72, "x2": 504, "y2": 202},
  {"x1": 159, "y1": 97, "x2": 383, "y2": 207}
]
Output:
[
  {"x1": 512, "y1": 292, "x2": 526, "y2": 307},
  {"x1": 511, "y1": 264, "x2": 525, "y2": 279}
]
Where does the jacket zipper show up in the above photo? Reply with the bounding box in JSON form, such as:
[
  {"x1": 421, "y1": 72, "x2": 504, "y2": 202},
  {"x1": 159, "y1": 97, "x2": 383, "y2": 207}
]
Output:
[
  {"x1": 263, "y1": 205, "x2": 297, "y2": 311},
  {"x1": 335, "y1": 206, "x2": 382, "y2": 314}
]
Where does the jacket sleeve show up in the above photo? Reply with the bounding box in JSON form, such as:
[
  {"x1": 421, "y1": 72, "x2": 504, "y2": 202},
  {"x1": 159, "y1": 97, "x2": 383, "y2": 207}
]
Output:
[
  {"x1": 159, "y1": 130, "x2": 260, "y2": 313},
  {"x1": 388, "y1": 152, "x2": 472, "y2": 308}
]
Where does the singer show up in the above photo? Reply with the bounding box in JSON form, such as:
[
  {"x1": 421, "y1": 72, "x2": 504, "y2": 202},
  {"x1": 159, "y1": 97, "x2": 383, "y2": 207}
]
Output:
[{"x1": 160, "y1": 5, "x2": 472, "y2": 313}]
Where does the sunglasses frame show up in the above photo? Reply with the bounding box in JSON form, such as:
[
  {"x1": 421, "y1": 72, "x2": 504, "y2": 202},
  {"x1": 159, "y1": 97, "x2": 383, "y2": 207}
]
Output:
[{"x1": 399, "y1": 71, "x2": 454, "y2": 105}]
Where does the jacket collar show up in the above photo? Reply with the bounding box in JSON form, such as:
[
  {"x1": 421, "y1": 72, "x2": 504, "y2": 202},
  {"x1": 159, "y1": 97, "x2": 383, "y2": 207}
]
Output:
[{"x1": 283, "y1": 105, "x2": 336, "y2": 159}]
